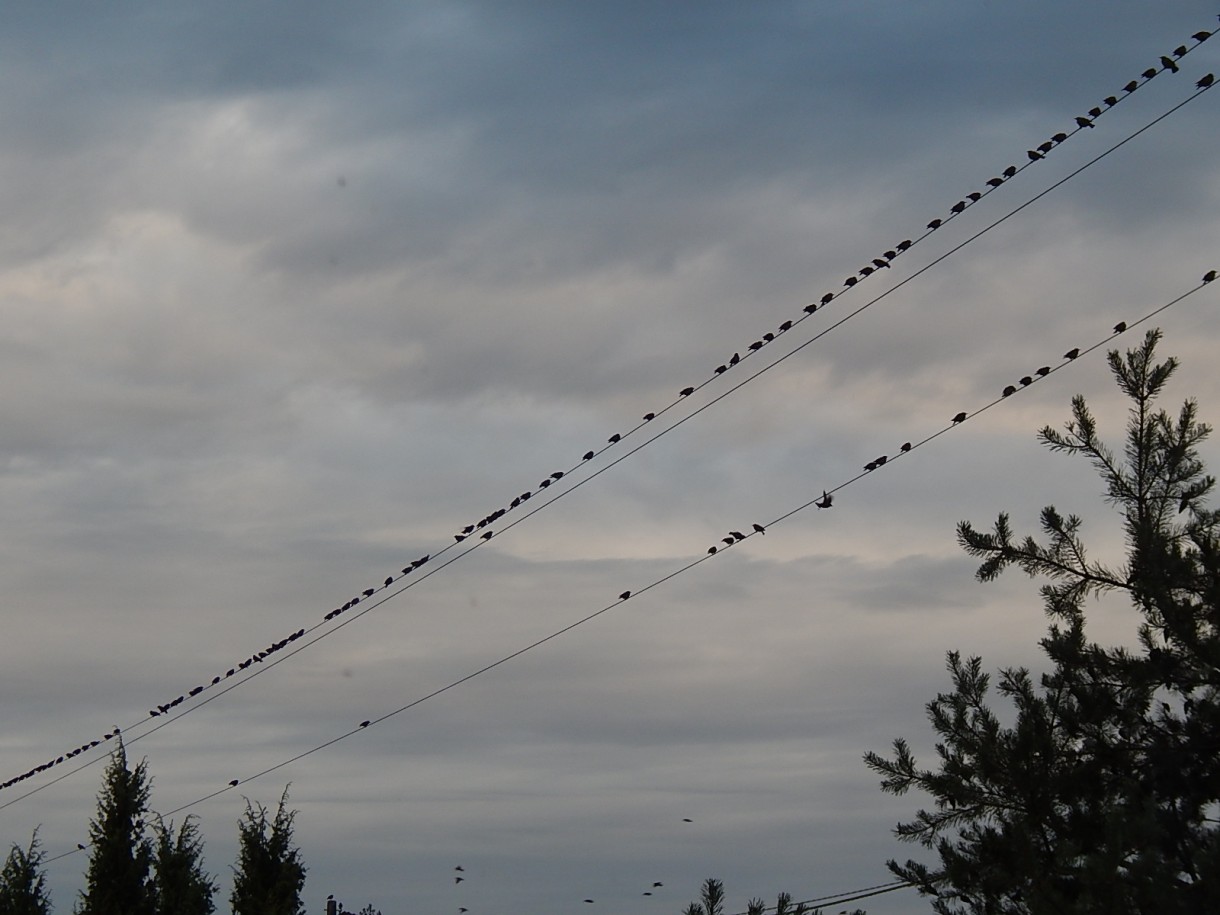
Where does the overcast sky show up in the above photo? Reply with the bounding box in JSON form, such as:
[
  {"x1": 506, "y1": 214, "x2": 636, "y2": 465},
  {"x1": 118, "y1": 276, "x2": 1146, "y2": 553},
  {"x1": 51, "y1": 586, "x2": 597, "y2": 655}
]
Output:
[{"x1": 2, "y1": 2, "x2": 1219, "y2": 913}]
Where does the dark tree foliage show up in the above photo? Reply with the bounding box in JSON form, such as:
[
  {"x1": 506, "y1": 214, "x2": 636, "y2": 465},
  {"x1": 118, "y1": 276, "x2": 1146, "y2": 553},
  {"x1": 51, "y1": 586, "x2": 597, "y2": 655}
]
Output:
[
  {"x1": 0, "y1": 830, "x2": 52, "y2": 915},
  {"x1": 151, "y1": 815, "x2": 216, "y2": 915},
  {"x1": 230, "y1": 787, "x2": 306, "y2": 915},
  {"x1": 865, "y1": 331, "x2": 1220, "y2": 914},
  {"x1": 77, "y1": 739, "x2": 154, "y2": 915},
  {"x1": 684, "y1": 878, "x2": 863, "y2": 915}
]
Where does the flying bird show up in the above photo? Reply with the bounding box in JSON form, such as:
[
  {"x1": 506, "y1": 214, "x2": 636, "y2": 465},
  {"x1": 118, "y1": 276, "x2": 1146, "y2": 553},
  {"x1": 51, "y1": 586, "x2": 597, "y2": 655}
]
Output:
[
  {"x1": 1064, "y1": 347, "x2": 1080, "y2": 360},
  {"x1": 653, "y1": 882, "x2": 664, "y2": 888},
  {"x1": 952, "y1": 411, "x2": 967, "y2": 423},
  {"x1": 1198, "y1": 73, "x2": 1216, "y2": 89},
  {"x1": 815, "y1": 491, "x2": 833, "y2": 509},
  {"x1": 455, "y1": 866, "x2": 465, "y2": 872},
  {"x1": 455, "y1": 876, "x2": 464, "y2": 884},
  {"x1": 1114, "y1": 322, "x2": 1127, "y2": 333},
  {"x1": 682, "y1": 818, "x2": 694, "y2": 823}
]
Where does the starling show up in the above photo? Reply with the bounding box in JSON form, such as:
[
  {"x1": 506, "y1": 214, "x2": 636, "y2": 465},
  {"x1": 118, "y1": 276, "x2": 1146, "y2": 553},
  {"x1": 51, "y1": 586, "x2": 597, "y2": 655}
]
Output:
[
  {"x1": 874, "y1": 455, "x2": 887, "y2": 466},
  {"x1": 821, "y1": 292, "x2": 835, "y2": 304},
  {"x1": 952, "y1": 411, "x2": 967, "y2": 423},
  {"x1": 1088, "y1": 106, "x2": 1102, "y2": 117},
  {"x1": 360, "y1": 720, "x2": 371, "y2": 728},
  {"x1": 987, "y1": 178, "x2": 1006, "y2": 187},
  {"x1": 454, "y1": 533, "x2": 466, "y2": 543},
  {"x1": 1203, "y1": 270, "x2": 1217, "y2": 282},
  {"x1": 150, "y1": 709, "x2": 161, "y2": 717},
  {"x1": 679, "y1": 386, "x2": 694, "y2": 397},
  {"x1": 778, "y1": 320, "x2": 793, "y2": 332},
  {"x1": 1114, "y1": 321, "x2": 1127, "y2": 333},
  {"x1": 1142, "y1": 68, "x2": 1157, "y2": 80},
  {"x1": 815, "y1": 491, "x2": 833, "y2": 509},
  {"x1": 551, "y1": 471, "x2": 564, "y2": 479},
  {"x1": 1193, "y1": 31, "x2": 1212, "y2": 42},
  {"x1": 897, "y1": 239, "x2": 913, "y2": 250},
  {"x1": 1002, "y1": 385, "x2": 1016, "y2": 397},
  {"x1": 859, "y1": 266, "x2": 874, "y2": 277},
  {"x1": 463, "y1": 524, "x2": 475, "y2": 534},
  {"x1": 363, "y1": 588, "x2": 375, "y2": 597},
  {"x1": 763, "y1": 332, "x2": 775, "y2": 341},
  {"x1": 749, "y1": 340, "x2": 764, "y2": 350},
  {"x1": 642, "y1": 412, "x2": 655, "y2": 421},
  {"x1": 707, "y1": 546, "x2": 717, "y2": 555},
  {"x1": 1160, "y1": 55, "x2": 1179, "y2": 73},
  {"x1": 1037, "y1": 141, "x2": 1053, "y2": 153},
  {"x1": 752, "y1": 523, "x2": 766, "y2": 534},
  {"x1": 1002, "y1": 165, "x2": 1018, "y2": 178},
  {"x1": 928, "y1": 218, "x2": 943, "y2": 230},
  {"x1": 582, "y1": 450, "x2": 595, "y2": 461},
  {"x1": 844, "y1": 276, "x2": 858, "y2": 286},
  {"x1": 950, "y1": 201, "x2": 966, "y2": 214},
  {"x1": 385, "y1": 576, "x2": 394, "y2": 587},
  {"x1": 1102, "y1": 97, "x2": 1117, "y2": 107},
  {"x1": 873, "y1": 258, "x2": 890, "y2": 269},
  {"x1": 481, "y1": 530, "x2": 493, "y2": 540},
  {"x1": 1123, "y1": 80, "x2": 1139, "y2": 93},
  {"x1": 1064, "y1": 347, "x2": 1080, "y2": 360},
  {"x1": 619, "y1": 591, "x2": 631, "y2": 600},
  {"x1": 1075, "y1": 116, "x2": 1094, "y2": 129},
  {"x1": 804, "y1": 303, "x2": 817, "y2": 314},
  {"x1": 729, "y1": 530, "x2": 746, "y2": 541},
  {"x1": 189, "y1": 686, "x2": 203, "y2": 696},
  {"x1": 1036, "y1": 366, "x2": 1051, "y2": 376},
  {"x1": 714, "y1": 364, "x2": 727, "y2": 374},
  {"x1": 1052, "y1": 132, "x2": 1067, "y2": 143},
  {"x1": 653, "y1": 882, "x2": 664, "y2": 888},
  {"x1": 883, "y1": 250, "x2": 898, "y2": 260},
  {"x1": 1027, "y1": 149, "x2": 1044, "y2": 161},
  {"x1": 1019, "y1": 376, "x2": 1033, "y2": 386},
  {"x1": 729, "y1": 352, "x2": 741, "y2": 365},
  {"x1": 1172, "y1": 46, "x2": 1188, "y2": 58},
  {"x1": 78, "y1": 844, "x2": 86, "y2": 851},
  {"x1": 1198, "y1": 73, "x2": 1215, "y2": 88},
  {"x1": 682, "y1": 818, "x2": 694, "y2": 822},
  {"x1": 229, "y1": 779, "x2": 239, "y2": 786},
  {"x1": 722, "y1": 537, "x2": 735, "y2": 545},
  {"x1": 900, "y1": 442, "x2": 912, "y2": 452},
  {"x1": 608, "y1": 433, "x2": 621, "y2": 443}
]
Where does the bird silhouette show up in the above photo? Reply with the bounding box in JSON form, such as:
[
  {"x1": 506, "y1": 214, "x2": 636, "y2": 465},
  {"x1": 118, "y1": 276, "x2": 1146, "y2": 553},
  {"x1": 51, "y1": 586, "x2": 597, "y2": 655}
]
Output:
[
  {"x1": 872, "y1": 258, "x2": 890, "y2": 269},
  {"x1": 752, "y1": 523, "x2": 766, "y2": 534},
  {"x1": 803, "y1": 303, "x2": 817, "y2": 314},
  {"x1": 729, "y1": 352, "x2": 741, "y2": 365},
  {"x1": 77, "y1": 844, "x2": 86, "y2": 851},
  {"x1": 229, "y1": 779, "x2": 239, "y2": 787},
  {"x1": 1172, "y1": 45, "x2": 1188, "y2": 58},
  {"x1": 950, "y1": 201, "x2": 966, "y2": 214},
  {"x1": 642, "y1": 413, "x2": 655, "y2": 422},
  {"x1": 1037, "y1": 141, "x2": 1053, "y2": 153},
  {"x1": 455, "y1": 866, "x2": 465, "y2": 872},
  {"x1": 778, "y1": 320, "x2": 793, "y2": 332},
  {"x1": 1142, "y1": 68, "x2": 1157, "y2": 80},
  {"x1": 1027, "y1": 149, "x2": 1044, "y2": 161},
  {"x1": 360, "y1": 720, "x2": 370, "y2": 728},
  {"x1": 583, "y1": 450, "x2": 595, "y2": 461},
  {"x1": 1036, "y1": 366, "x2": 1051, "y2": 377},
  {"x1": 1101, "y1": 96, "x2": 1117, "y2": 108},
  {"x1": 679, "y1": 386, "x2": 694, "y2": 397},
  {"x1": 455, "y1": 877, "x2": 464, "y2": 884},
  {"x1": 384, "y1": 577, "x2": 393, "y2": 587},
  {"x1": 653, "y1": 882, "x2": 664, "y2": 888},
  {"x1": 900, "y1": 442, "x2": 911, "y2": 452},
  {"x1": 897, "y1": 238, "x2": 913, "y2": 250},
  {"x1": 729, "y1": 530, "x2": 746, "y2": 541},
  {"x1": 1203, "y1": 270, "x2": 1217, "y2": 283},
  {"x1": 1194, "y1": 31, "x2": 1212, "y2": 42},
  {"x1": 363, "y1": 588, "x2": 375, "y2": 597},
  {"x1": 682, "y1": 818, "x2": 694, "y2": 823},
  {"x1": 1114, "y1": 322, "x2": 1127, "y2": 333},
  {"x1": 864, "y1": 461, "x2": 877, "y2": 472},
  {"x1": 815, "y1": 491, "x2": 833, "y2": 509},
  {"x1": 1160, "y1": 55, "x2": 1179, "y2": 73},
  {"x1": 821, "y1": 292, "x2": 835, "y2": 304},
  {"x1": 608, "y1": 433, "x2": 621, "y2": 444},
  {"x1": 722, "y1": 536, "x2": 735, "y2": 546},
  {"x1": 952, "y1": 412, "x2": 967, "y2": 424},
  {"x1": 927, "y1": 218, "x2": 942, "y2": 230},
  {"x1": 707, "y1": 546, "x2": 717, "y2": 555},
  {"x1": 1002, "y1": 385, "x2": 1016, "y2": 397},
  {"x1": 714, "y1": 365, "x2": 727, "y2": 374},
  {"x1": 749, "y1": 340, "x2": 764, "y2": 350},
  {"x1": 619, "y1": 591, "x2": 631, "y2": 600},
  {"x1": 1064, "y1": 347, "x2": 1080, "y2": 360},
  {"x1": 844, "y1": 276, "x2": 858, "y2": 286},
  {"x1": 1075, "y1": 116, "x2": 1094, "y2": 129},
  {"x1": 1020, "y1": 376, "x2": 1033, "y2": 386},
  {"x1": 1123, "y1": 80, "x2": 1139, "y2": 93},
  {"x1": 1087, "y1": 106, "x2": 1102, "y2": 117},
  {"x1": 858, "y1": 266, "x2": 873, "y2": 277},
  {"x1": 967, "y1": 192, "x2": 983, "y2": 202},
  {"x1": 1199, "y1": 73, "x2": 1216, "y2": 89}
]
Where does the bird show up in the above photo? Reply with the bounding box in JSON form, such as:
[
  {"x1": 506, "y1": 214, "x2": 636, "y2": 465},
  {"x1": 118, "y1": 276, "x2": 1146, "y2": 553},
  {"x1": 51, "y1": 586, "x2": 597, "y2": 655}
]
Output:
[
  {"x1": 455, "y1": 876, "x2": 464, "y2": 884},
  {"x1": 1123, "y1": 80, "x2": 1139, "y2": 93},
  {"x1": 1027, "y1": 149, "x2": 1044, "y2": 161},
  {"x1": 1036, "y1": 366, "x2": 1051, "y2": 376},
  {"x1": 1102, "y1": 97, "x2": 1117, "y2": 108},
  {"x1": 763, "y1": 332, "x2": 775, "y2": 341},
  {"x1": 363, "y1": 588, "x2": 375, "y2": 597},
  {"x1": 864, "y1": 461, "x2": 877, "y2": 472},
  {"x1": 1172, "y1": 45, "x2": 1188, "y2": 58},
  {"x1": 820, "y1": 292, "x2": 835, "y2": 304},
  {"x1": 714, "y1": 364, "x2": 727, "y2": 374},
  {"x1": 1160, "y1": 55, "x2": 1179, "y2": 73},
  {"x1": 481, "y1": 530, "x2": 493, "y2": 540},
  {"x1": 927, "y1": 218, "x2": 942, "y2": 230},
  {"x1": 872, "y1": 258, "x2": 890, "y2": 269},
  {"x1": 679, "y1": 386, "x2": 694, "y2": 397},
  {"x1": 682, "y1": 818, "x2": 694, "y2": 823},
  {"x1": 749, "y1": 340, "x2": 764, "y2": 350},
  {"x1": 619, "y1": 591, "x2": 631, "y2": 600},
  {"x1": 815, "y1": 491, "x2": 833, "y2": 509},
  {"x1": 463, "y1": 524, "x2": 475, "y2": 534},
  {"x1": 1064, "y1": 347, "x2": 1080, "y2": 360},
  {"x1": 1204, "y1": 270, "x2": 1217, "y2": 283},
  {"x1": 149, "y1": 709, "x2": 160, "y2": 717},
  {"x1": 707, "y1": 546, "x2": 717, "y2": 555},
  {"x1": 1142, "y1": 68, "x2": 1158, "y2": 80},
  {"x1": 643, "y1": 892, "x2": 652, "y2": 896},
  {"x1": 900, "y1": 442, "x2": 911, "y2": 452},
  {"x1": 1198, "y1": 73, "x2": 1216, "y2": 89},
  {"x1": 212, "y1": 675, "x2": 221, "y2": 685},
  {"x1": 952, "y1": 411, "x2": 967, "y2": 423},
  {"x1": 359, "y1": 720, "x2": 370, "y2": 728},
  {"x1": 551, "y1": 471, "x2": 564, "y2": 479},
  {"x1": 883, "y1": 250, "x2": 898, "y2": 260},
  {"x1": 1075, "y1": 116, "x2": 1094, "y2": 129},
  {"x1": 950, "y1": 201, "x2": 966, "y2": 214},
  {"x1": 1019, "y1": 376, "x2": 1033, "y2": 387},
  {"x1": 844, "y1": 275, "x2": 858, "y2": 286},
  {"x1": 384, "y1": 577, "x2": 393, "y2": 587},
  {"x1": 189, "y1": 686, "x2": 203, "y2": 696},
  {"x1": 803, "y1": 303, "x2": 818, "y2": 314},
  {"x1": 1193, "y1": 31, "x2": 1212, "y2": 42},
  {"x1": 608, "y1": 433, "x2": 621, "y2": 444},
  {"x1": 986, "y1": 178, "x2": 1004, "y2": 187},
  {"x1": 1087, "y1": 106, "x2": 1102, "y2": 117},
  {"x1": 653, "y1": 882, "x2": 664, "y2": 888},
  {"x1": 1114, "y1": 321, "x2": 1127, "y2": 333},
  {"x1": 1037, "y1": 141, "x2": 1053, "y2": 153},
  {"x1": 455, "y1": 866, "x2": 465, "y2": 872},
  {"x1": 583, "y1": 450, "x2": 595, "y2": 460},
  {"x1": 722, "y1": 536, "x2": 735, "y2": 545},
  {"x1": 729, "y1": 352, "x2": 741, "y2": 365},
  {"x1": 584, "y1": 900, "x2": 594, "y2": 904},
  {"x1": 752, "y1": 523, "x2": 766, "y2": 534},
  {"x1": 897, "y1": 238, "x2": 913, "y2": 250},
  {"x1": 229, "y1": 779, "x2": 239, "y2": 787},
  {"x1": 77, "y1": 844, "x2": 86, "y2": 851},
  {"x1": 1002, "y1": 385, "x2": 1016, "y2": 397},
  {"x1": 730, "y1": 530, "x2": 746, "y2": 541},
  {"x1": 642, "y1": 412, "x2": 655, "y2": 422},
  {"x1": 778, "y1": 320, "x2": 793, "y2": 332}
]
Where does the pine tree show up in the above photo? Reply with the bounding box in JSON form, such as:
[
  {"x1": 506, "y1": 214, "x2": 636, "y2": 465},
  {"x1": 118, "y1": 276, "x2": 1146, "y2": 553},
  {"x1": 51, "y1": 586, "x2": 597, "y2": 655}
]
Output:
[
  {"x1": 865, "y1": 331, "x2": 1220, "y2": 914},
  {"x1": 0, "y1": 830, "x2": 52, "y2": 915},
  {"x1": 151, "y1": 815, "x2": 216, "y2": 915},
  {"x1": 77, "y1": 738, "x2": 154, "y2": 915},
  {"x1": 230, "y1": 787, "x2": 306, "y2": 915}
]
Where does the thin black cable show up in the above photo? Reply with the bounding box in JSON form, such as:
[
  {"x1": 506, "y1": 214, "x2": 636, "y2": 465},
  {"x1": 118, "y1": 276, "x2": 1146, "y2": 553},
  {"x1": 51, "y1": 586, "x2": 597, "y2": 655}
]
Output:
[
  {"x1": 5, "y1": 76, "x2": 1214, "y2": 810},
  {"x1": 723, "y1": 879, "x2": 914, "y2": 915},
  {"x1": 41, "y1": 273, "x2": 1212, "y2": 859}
]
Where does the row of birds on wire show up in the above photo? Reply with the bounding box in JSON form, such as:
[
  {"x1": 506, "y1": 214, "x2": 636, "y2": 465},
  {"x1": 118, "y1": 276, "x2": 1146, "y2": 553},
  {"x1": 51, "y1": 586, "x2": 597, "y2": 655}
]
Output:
[{"x1": 2, "y1": 24, "x2": 1215, "y2": 799}]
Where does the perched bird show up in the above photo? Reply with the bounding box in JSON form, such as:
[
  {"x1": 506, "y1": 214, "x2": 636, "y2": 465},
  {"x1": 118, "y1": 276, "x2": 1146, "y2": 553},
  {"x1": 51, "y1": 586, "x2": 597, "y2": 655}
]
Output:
[
  {"x1": 883, "y1": 250, "x2": 898, "y2": 260},
  {"x1": 714, "y1": 364, "x2": 727, "y2": 374},
  {"x1": 360, "y1": 720, "x2": 370, "y2": 728},
  {"x1": 551, "y1": 471, "x2": 564, "y2": 480},
  {"x1": 1002, "y1": 165, "x2": 1018, "y2": 178},
  {"x1": 363, "y1": 588, "x2": 374, "y2": 597},
  {"x1": 1172, "y1": 45, "x2": 1188, "y2": 58},
  {"x1": 752, "y1": 523, "x2": 766, "y2": 534},
  {"x1": 149, "y1": 709, "x2": 160, "y2": 717},
  {"x1": 873, "y1": 258, "x2": 890, "y2": 269},
  {"x1": 212, "y1": 675, "x2": 221, "y2": 685},
  {"x1": 821, "y1": 292, "x2": 835, "y2": 304},
  {"x1": 763, "y1": 332, "x2": 775, "y2": 341},
  {"x1": 1002, "y1": 385, "x2": 1016, "y2": 397},
  {"x1": 927, "y1": 218, "x2": 942, "y2": 230},
  {"x1": 707, "y1": 546, "x2": 717, "y2": 555},
  {"x1": 749, "y1": 340, "x2": 764, "y2": 350},
  {"x1": 729, "y1": 352, "x2": 741, "y2": 365},
  {"x1": 1052, "y1": 132, "x2": 1068, "y2": 143},
  {"x1": 1027, "y1": 149, "x2": 1044, "y2": 161},
  {"x1": 1036, "y1": 366, "x2": 1051, "y2": 376},
  {"x1": 778, "y1": 320, "x2": 793, "y2": 332},
  {"x1": 815, "y1": 491, "x2": 833, "y2": 509},
  {"x1": 967, "y1": 192, "x2": 983, "y2": 202},
  {"x1": 1123, "y1": 80, "x2": 1139, "y2": 93},
  {"x1": 229, "y1": 779, "x2": 239, "y2": 787},
  {"x1": 1114, "y1": 321, "x2": 1127, "y2": 333},
  {"x1": 608, "y1": 433, "x2": 621, "y2": 444},
  {"x1": 874, "y1": 455, "x2": 887, "y2": 466},
  {"x1": 897, "y1": 239, "x2": 913, "y2": 250},
  {"x1": 722, "y1": 537, "x2": 735, "y2": 546},
  {"x1": 1075, "y1": 116, "x2": 1094, "y2": 129},
  {"x1": 1198, "y1": 73, "x2": 1216, "y2": 89},
  {"x1": 1180, "y1": 492, "x2": 1193, "y2": 514},
  {"x1": 1160, "y1": 55, "x2": 1179, "y2": 73},
  {"x1": 619, "y1": 591, "x2": 631, "y2": 600},
  {"x1": 844, "y1": 275, "x2": 858, "y2": 286},
  {"x1": 642, "y1": 412, "x2": 655, "y2": 421},
  {"x1": 384, "y1": 577, "x2": 393, "y2": 587},
  {"x1": 729, "y1": 530, "x2": 746, "y2": 541},
  {"x1": 950, "y1": 201, "x2": 966, "y2": 214},
  {"x1": 463, "y1": 524, "x2": 475, "y2": 534},
  {"x1": 1064, "y1": 347, "x2": 1080, "y2": 360},
  {"x1": 679, "y1": 386, "x2": 694, "y2": 397},
  {"x1": 1019, "y1": 376, "x2": 1033, "y2": 386},
  {"x1": 481, "y1": 530, "x2": 493, "y2": 540},
  {"x1": 1193, "y1": 31, "x2": 1212, "y2": 42},
  {"x1": 803, "y1": 303, "x2": 818, "y2": 314},
  {"x1": 864, "y1": 461, "x2": 877, "y2": 472},
  {"x1": 1142, "y1": 68, "x2": 1158, "y2": 80},
  {"x1": 1037, "y1": 141, "x2": 1053, "y2": 153},
  {"x1": 1102, "y1": 97, "x2": 1117, "y2": 108},
  {"x1": 952, "y1": 411, "x2": 967, "y2": 424},
  {"x1": 189, "y1": 686, "x2": 203, "y2": 696},
  {"x1": 900, "y1": 442, "x2": 911, "y2": 452},
  {"x1": 1203, "y1": 269, "x2": 1217, "y2": 283},
  {"x1": 582, "y1": 450, "x2": 595, "y2": 460},
  {"x1": 1087, "y1": 107, "x2": 1102, "y2": 117},
  {"x1": 77, "y1": 844, "x2": 86, "y2": 851}
]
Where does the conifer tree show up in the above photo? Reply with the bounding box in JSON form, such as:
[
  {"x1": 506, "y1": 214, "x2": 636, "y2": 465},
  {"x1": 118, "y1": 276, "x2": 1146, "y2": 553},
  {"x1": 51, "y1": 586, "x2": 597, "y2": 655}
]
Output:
[
  {"x1": 230, "y1": 787, "x2": 306, "y2": 915},
  {"x1": 866, "y1": 331, "x2": 1220, "y2": 914},
  {"x1": 0, "y1": 830, "x2": 52, "y2": 915},
  {"x1": 151, "y1": 815, "x2": 216, "y2": 915},
  {"x1": 77, "y1": 738, "x2": 154, "y2": 915}
]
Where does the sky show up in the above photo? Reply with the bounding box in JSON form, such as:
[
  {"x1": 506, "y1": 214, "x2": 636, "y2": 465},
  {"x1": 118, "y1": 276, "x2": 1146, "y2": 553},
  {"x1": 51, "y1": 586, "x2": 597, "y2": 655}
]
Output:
[{"x1": 1, "y1": 2, "x2": 1218, "y2": 913}]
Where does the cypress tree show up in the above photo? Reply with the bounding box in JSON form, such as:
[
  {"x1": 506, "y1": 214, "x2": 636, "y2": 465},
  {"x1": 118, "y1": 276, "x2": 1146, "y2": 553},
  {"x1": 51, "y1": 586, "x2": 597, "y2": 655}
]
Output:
[
  {"x1": 230, "y1": 787, "x2": 306, "y2": 915},
  {"x1": 151, "y1": 815, "x2": 216, "y2": 915},
  {"x1": 0, "y1": 830, "x2": 52, "y2": 915},
  {"x1": 77, "y1": 738, "x2": 154, "y2": 915}
]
